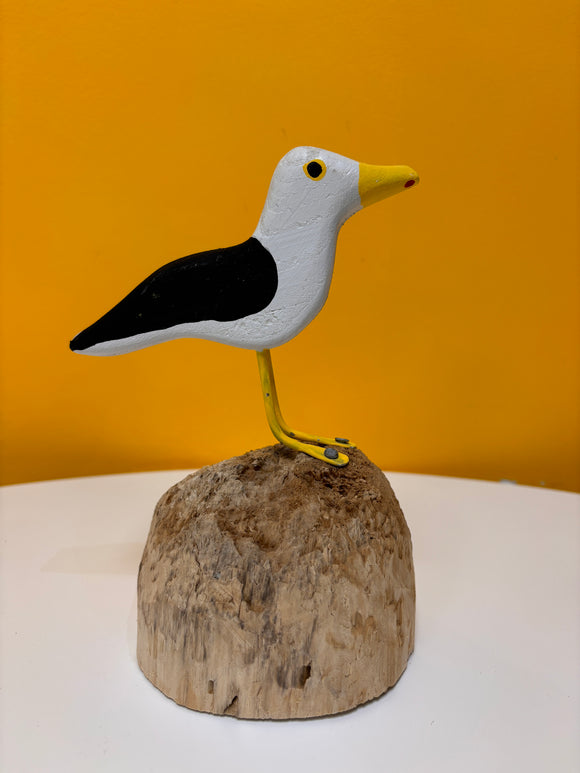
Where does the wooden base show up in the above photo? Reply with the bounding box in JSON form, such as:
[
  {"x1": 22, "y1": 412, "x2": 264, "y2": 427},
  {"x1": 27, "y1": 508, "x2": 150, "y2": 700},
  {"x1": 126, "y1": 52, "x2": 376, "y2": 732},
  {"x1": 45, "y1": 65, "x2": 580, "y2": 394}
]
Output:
[{"x1": 137, "y1": 445, "x2": 415, "y2": 719}]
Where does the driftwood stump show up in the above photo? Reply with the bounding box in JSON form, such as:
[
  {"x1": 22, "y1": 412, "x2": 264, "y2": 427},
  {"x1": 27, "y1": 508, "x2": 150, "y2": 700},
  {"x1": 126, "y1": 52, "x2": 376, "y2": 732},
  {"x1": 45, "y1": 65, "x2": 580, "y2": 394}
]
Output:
[{"x1": 137, "y1": 445, "x2": 415, "y2": 719}]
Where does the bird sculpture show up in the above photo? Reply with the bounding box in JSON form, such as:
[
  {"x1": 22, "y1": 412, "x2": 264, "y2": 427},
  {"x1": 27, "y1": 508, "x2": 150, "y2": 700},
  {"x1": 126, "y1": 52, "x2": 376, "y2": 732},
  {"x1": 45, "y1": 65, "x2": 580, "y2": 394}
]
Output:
[{"x1": 71, "y1": 146, "x2": 419, "y2": 467}]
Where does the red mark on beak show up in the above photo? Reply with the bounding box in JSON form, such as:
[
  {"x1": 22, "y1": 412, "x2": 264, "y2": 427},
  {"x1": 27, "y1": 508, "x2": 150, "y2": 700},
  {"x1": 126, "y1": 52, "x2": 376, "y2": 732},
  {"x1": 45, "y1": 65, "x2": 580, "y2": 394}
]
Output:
[{"x1": 404, "y1": 180, "x2": 416, "y2": 188}]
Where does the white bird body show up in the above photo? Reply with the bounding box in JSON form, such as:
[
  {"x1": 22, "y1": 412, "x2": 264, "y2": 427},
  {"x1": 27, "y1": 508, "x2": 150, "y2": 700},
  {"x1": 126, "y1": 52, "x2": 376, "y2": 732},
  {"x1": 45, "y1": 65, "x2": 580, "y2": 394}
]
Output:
[
  {"x1": 71, "y1": 145, "x2": 418, "y2": 466},
  {"x1": 72, "y1": 147, "x2": 416, "y2": 356}
]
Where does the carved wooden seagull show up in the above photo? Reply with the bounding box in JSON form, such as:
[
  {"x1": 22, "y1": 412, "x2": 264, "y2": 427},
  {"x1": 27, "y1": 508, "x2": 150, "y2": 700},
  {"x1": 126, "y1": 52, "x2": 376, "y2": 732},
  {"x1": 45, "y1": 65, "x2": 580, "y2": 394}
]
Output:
[{"x1": 71, "y1": 147, "x2": 419, "y2": 466}]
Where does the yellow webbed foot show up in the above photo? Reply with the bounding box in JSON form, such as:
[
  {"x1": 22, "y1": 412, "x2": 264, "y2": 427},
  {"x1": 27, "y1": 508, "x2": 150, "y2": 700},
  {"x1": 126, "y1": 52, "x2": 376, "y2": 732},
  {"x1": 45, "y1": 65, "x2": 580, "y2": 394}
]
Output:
[
  {"x1": 257, "y1": 349, "x2": 352, "y2": 467},
  {"x1": 280, "y1": 435, "x2": 350, "y2": 467},
  {"x1": 282, "y1": 427, "x2": 356, "y2": 449}
]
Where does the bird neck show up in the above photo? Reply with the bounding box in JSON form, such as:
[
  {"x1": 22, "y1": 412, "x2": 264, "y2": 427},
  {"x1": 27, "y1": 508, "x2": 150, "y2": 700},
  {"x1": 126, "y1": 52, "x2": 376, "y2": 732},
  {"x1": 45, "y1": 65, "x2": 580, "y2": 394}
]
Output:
[
  {"x1": 251, "y1": 215, "x2": 341, "y2": 344},
  {"x1": 253, "y1": 216, "x2": 339, "y2": 286}
]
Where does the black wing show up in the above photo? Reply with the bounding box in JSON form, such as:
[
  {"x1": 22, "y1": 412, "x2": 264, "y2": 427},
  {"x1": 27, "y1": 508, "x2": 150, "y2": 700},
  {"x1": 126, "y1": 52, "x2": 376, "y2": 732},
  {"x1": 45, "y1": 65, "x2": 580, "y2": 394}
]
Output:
[{"x1": 70, "y1": 237, "x2": 278, "y2": 351}]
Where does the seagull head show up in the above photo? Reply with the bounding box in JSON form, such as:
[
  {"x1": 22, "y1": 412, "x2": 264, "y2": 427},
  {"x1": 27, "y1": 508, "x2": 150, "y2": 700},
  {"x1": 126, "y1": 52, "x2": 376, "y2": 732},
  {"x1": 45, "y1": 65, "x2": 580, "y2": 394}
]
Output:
[{"x1": 255, "y1": 146, "x2": 419, "y2": 238}]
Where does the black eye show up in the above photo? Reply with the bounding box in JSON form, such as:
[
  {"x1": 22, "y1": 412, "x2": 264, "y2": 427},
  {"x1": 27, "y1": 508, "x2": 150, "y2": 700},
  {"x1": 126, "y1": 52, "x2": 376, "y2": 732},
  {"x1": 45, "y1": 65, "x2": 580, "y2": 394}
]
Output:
[{"x1": 304, "y1": 159, "x2": 327, "y2": 180}]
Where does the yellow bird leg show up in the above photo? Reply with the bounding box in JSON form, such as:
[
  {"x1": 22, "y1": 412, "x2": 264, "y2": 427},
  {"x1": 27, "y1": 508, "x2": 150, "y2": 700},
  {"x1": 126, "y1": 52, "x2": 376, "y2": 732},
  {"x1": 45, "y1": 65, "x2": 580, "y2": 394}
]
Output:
[
  {"x1": 258, "y1": 349, "x2": 355, "y2": 448},
  {"x1": 259, "y1": 350, "x2": 355, "y2": 448},
  {"x1": 256, "y1": 349, "x2": 351, "y2": 467}
]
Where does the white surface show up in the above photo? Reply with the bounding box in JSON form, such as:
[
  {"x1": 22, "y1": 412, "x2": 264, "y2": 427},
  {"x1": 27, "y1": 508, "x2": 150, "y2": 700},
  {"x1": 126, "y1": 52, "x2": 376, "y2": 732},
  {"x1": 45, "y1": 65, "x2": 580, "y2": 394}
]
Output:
[{"x1": 1, "y1": 471, "x2": 578, "y2": 773}]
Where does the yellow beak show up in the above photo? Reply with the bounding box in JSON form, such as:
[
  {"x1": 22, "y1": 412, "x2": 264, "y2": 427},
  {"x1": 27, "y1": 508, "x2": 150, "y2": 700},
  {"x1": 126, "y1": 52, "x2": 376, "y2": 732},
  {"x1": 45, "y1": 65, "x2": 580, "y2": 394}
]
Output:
[{"x1": 358, "y1": 163, "x2": 419, "y2": 208}]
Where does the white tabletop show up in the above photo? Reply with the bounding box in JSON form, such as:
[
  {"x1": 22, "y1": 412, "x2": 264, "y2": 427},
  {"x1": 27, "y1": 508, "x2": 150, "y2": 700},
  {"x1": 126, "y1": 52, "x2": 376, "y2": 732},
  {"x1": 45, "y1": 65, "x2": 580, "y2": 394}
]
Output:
[{"x1": 1, "y1": 471, "x2": 578, "y2": 773}]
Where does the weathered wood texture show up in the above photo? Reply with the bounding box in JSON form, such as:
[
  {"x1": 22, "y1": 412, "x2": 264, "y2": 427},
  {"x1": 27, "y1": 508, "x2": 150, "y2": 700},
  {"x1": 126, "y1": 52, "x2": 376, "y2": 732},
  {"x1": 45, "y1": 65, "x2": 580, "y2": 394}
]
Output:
[{"x1": 137, "y1": 445, "x2": 415, "y2": 719}]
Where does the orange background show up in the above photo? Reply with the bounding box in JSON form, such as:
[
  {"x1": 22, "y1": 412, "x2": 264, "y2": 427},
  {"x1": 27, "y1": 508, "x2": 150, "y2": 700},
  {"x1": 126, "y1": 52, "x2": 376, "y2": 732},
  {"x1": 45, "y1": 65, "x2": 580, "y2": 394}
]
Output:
[{"x1": 1, "y1": 0, "x2": 579, "y2": 490}]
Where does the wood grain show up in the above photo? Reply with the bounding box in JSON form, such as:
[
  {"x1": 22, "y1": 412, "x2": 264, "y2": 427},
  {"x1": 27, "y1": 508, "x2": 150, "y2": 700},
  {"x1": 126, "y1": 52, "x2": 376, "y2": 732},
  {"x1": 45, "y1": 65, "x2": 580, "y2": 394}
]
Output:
[{"x1": 137, "y1": 445, "x2": 415, "y2": 718}]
